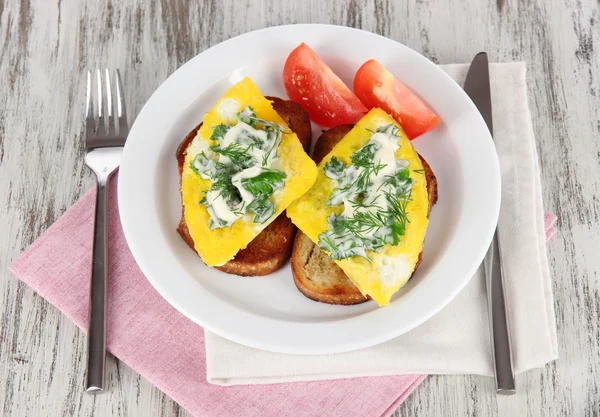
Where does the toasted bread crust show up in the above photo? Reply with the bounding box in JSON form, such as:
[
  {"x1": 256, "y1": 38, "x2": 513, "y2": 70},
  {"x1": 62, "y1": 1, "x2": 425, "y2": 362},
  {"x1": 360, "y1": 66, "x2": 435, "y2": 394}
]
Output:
[
  {"x1": 311, "y1": 124, "x2": 353, "y2": 165},
  {"x1": 267, "y1": 96, "x2": 312, "y2": 153},
  {"x1": 176, "y1": 97, "x2": 312, "y2": 276},
  {"x1": 291, "y1": 231, "x2": 370, "y2": 304},
  {"x1": 291, "y1": 126, "x2": 438, "y2": 304}
]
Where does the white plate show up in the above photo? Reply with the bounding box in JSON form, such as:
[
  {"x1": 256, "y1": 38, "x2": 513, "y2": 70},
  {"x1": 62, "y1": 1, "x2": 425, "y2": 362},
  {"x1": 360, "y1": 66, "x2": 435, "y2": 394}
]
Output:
[{"x1": 118, "y1": 24, "x2": 500, "y2": 354}]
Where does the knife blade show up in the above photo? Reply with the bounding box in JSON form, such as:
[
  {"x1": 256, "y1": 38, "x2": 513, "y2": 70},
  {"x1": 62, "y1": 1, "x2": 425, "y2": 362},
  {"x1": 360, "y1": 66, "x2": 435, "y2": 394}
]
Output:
[{"x1": 464, "y1": 52, "x2": 516, "y2": 395}]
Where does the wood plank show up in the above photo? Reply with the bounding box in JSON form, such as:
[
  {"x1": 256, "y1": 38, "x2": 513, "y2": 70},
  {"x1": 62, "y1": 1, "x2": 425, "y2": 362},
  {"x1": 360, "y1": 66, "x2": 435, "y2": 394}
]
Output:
[{"x1": 0, "y1": 0, "x2": 598, "y2": 415}]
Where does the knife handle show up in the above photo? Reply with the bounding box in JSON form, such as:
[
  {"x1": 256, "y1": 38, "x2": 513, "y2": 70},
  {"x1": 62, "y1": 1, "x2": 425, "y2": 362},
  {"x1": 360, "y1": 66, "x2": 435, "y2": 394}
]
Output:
[{"x1": 484, "y1": 231, "x2": 516, "y2": 395}]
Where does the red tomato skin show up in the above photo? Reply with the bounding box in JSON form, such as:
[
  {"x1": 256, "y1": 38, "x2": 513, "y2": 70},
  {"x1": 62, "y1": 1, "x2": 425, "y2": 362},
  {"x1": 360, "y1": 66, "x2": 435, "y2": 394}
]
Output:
[
  {"x1": 283, "y1": 43, "x2": 367, "y2": 128},
  {"x1": 354, "y1": 59, "x2": 440, "y2": 139}
]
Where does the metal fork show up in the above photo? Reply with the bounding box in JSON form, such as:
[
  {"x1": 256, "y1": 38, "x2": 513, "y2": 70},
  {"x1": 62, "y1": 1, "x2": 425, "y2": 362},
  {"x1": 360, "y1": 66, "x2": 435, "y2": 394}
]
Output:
[{"x1": 84, "y1": 69, "x2": 128, "y2": 393}]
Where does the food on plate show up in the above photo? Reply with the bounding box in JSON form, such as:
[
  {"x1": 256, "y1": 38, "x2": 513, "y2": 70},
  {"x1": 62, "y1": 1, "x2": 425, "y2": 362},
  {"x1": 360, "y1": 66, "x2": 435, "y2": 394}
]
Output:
[
  {"x1": 287, "y1": 108, "x2": 435, "y2": 306},
  {"x1": 177, "y1": 77, "x2": 317, "y2": 270},
  {"x1": 176, "y1": 97, "x2": 311, "y2": 276},
  {"x1": 354, "y1": 59, "x2": 440, "y2": 139},
  {"x1": 291, "y1": 125, "x2": 438, "y2": 305},
  {"x1": 175, "y1": 50, "x2": 441, "y2": 301},
  {"x1": 283, "y1": 43, "x2": 367, "y2": 128}
]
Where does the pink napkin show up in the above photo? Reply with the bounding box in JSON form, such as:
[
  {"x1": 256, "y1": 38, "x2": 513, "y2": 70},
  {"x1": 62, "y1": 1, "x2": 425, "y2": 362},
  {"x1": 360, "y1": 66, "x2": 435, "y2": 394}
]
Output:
[
  {"x1": 8, "y1": 175, "x2": 558, "y2": 416},
  {"x1": 8, "y1": 175, "x2": 423, "y2": 417},
  {"x1": 544, "y1": 211, "x2": 557, "y2": 240}
]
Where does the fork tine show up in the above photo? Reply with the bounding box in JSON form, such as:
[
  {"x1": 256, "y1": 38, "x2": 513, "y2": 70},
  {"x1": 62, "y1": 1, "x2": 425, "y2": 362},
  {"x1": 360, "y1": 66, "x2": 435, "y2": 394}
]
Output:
[
  {"x1": 115, "y1": 69, "x2": 128, "y2": 133},
  {"x1": 105, "y1": 69, "x2": 116, "y2": 135},
  {"x1": 86, "y1": 71, "x2": 93, "y2": 118},
  {"x1": 86, "y1": 71, "x2": 95, "y2": 138},
  {"x1": 96, "y1": 69, "x2": 105, "y2": 135}
]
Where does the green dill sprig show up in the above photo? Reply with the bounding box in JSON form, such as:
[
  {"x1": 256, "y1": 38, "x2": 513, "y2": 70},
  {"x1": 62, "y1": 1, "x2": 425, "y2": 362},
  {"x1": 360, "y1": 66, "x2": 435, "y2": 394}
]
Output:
[
  {"x1": 324, "y1": 157, "x2": 344, "y2": 180},
  {"x1": 209, "y1": 170, "x2": 242, "y2": 206},
  {"x1": 210, "y1": 124, "x2": 230, "y2": 141},
  {"x1": 237, "y1": 106, "x2": 257, "y2": 127},
  {"x1": 190, "y1": 105, "x2": 288, "y2": 229},
  {"x1": 210, "y1": 142, "x2": 254, "y2": 168},
  {"x1": 261, "y1": 130, "x2": 283, "y2": 166},
  {"x1": 318, "y1": 124, "x2": 414, "y2": 261},
  {"x1": 190, "y1": 152, "x2": 212, "y2": 178},
  {"x1": 351, "y1": 143, "x2": 379, "y2": 168}
]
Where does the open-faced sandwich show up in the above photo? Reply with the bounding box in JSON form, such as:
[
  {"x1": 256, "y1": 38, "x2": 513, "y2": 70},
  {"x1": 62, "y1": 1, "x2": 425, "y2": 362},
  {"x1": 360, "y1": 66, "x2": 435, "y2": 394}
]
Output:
[
  {"x1": 287, "y1": 109, "x2": 437, "y2": 307},
  {"x1": 176, "y1": 77, "x2": 317, "y2": 275},
  {"x1": 290, "y1": 119, "x2": 438, "y2": 306}
]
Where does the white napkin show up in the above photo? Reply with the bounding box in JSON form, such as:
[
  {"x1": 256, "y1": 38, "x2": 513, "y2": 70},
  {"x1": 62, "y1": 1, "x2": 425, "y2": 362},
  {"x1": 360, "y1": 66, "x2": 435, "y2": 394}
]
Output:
[{"x1": 205, "y1": 63, "x2": 558, "y2": 386}]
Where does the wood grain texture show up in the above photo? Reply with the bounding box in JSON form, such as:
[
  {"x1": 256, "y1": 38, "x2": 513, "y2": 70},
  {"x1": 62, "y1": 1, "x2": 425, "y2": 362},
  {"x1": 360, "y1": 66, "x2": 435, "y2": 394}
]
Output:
[{"x1": 0, "y1": 0, "x2": 598, "y2": 416}]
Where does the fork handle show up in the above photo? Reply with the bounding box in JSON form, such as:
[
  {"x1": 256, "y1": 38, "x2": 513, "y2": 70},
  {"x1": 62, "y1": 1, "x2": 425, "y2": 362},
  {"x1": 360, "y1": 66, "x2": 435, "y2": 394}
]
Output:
[{"x1": 86, "y1": 178, "x2": 109, "y2": 393}]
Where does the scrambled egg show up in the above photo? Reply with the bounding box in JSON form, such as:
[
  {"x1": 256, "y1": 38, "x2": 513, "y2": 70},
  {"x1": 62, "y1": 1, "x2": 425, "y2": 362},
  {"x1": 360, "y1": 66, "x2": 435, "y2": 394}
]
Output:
[
  {"x1": 181, "y1": 77, "x2": 317, "y2": 267},
  {"x1": 287, "y1": 109, "x2": 429, "y2": 306}
]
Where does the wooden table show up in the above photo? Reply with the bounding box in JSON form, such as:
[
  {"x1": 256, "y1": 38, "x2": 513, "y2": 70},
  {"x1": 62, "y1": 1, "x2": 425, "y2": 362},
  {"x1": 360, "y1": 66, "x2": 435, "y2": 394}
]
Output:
[{"x1": 1, "y1": 0, "x2": 598, "y2": 415}]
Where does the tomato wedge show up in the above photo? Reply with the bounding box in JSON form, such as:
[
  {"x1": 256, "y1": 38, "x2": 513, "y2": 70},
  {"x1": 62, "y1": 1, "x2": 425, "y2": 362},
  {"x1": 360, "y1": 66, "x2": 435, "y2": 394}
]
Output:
[
  {"x1": 283, "y1": 43, "x2": 367, "y2": 128},
  {"x1": 354, "y1": 59, "x2": 440, "y2": 139}
]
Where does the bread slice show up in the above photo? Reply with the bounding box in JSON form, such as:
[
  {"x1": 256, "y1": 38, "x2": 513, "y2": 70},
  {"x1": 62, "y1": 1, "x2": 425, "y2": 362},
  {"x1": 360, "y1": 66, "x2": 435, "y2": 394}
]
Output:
[
  {"x1": 176, "y1": 96, "x2": 312, "y2": 276},
  {"x1": 291, "y1": 125, "x2": 438, "y2": 305}
]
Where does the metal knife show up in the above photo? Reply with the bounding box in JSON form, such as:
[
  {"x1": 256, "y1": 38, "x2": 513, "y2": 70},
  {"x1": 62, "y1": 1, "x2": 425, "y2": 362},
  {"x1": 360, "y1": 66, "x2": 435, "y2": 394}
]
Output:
[{"x1": 463, "y1": 52, "x2": 516, "y2": 395}]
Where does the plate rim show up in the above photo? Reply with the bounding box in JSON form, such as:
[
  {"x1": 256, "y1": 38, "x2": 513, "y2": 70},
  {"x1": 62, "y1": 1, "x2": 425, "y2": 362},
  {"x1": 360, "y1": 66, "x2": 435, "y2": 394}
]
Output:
[{"x1": 118, "y1": 23, "x2": 501, "y2": 354}]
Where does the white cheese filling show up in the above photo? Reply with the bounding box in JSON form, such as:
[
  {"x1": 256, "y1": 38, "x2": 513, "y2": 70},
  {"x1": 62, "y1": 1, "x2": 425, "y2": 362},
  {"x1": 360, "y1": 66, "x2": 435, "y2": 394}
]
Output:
[
  {"x1": 188, "y1": 105, "x2": 287, "y2": 229},
  {"x1": 376, "y1": 253, "x2": 414, "y2": 287}
]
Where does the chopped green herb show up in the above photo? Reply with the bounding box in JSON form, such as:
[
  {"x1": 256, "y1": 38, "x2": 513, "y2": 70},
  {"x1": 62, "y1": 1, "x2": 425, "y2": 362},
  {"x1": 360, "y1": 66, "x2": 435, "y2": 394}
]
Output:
[
  {"x1": 318, "y1": 124, "x2": 412, "y2": 261},
  {"x1": 208, "y1": 216, "x2": 228, "y2": 230},
  {"x1": 211, "y1": 142, "x2": 254, "y2": 168},
  {"x1": 398, "y1": 168, "x2": 410, "y2": 180},
  {"x1": 237, "y1": 106, "x2": 257, "y2": 127},
  {"x1": 247, "y1": 195, "x2": 275, "y2": 223},
  {"x1": 242, "y1": 169, "x2": 287, "y2": 197},
  {"x1": 209, "y1": 170, "x2": 242, "y2": 207},
  {"x1": 324, "y1": 156, "x2": 344, "y2": 180},
  {"x1": 189, "y1": 106, "x2": 287, "y2": 228},
  {"x1": 376, "y1": 124, "x2": 399, "y2": 135},
  {"x1": 261, "y1": 130, "x2": 283, "y2": 166},
  {"x1": 351, "y1": 143, "x2": 379, "y2": 168},
  {"x1": 210, "y1": 124, "x2": 230, "y2": 141}
]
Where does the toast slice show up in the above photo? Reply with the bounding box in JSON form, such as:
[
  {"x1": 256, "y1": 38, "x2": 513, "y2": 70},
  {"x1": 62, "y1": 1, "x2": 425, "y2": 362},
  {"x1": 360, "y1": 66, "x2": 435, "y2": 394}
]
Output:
[
  {"x1": 291, "y1": 125, "x2": 438, "y2": 305},
  {"x1": 176, "y1": 96, "x2": 312, "y2": 276}
]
